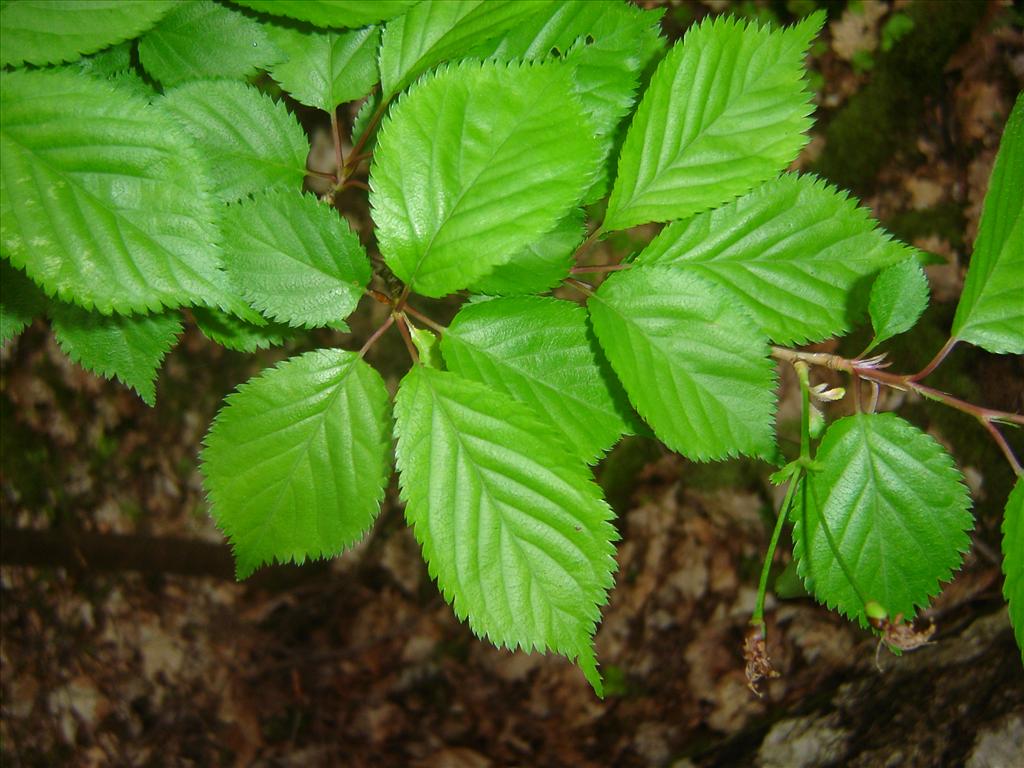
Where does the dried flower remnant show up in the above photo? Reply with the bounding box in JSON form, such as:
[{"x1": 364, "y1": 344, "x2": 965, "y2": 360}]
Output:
[{"x1": 744, "y1": 623, "x2": 780, "y2": 696}]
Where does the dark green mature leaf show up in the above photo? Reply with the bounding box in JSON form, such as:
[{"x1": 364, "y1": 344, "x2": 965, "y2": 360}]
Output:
[
  {"x1": 267, "y1": 24, "x2": 380, "y2": 111},
  {"x1": 0, "y1": 70, "x2": 243, "y2": 317},
  {"x1": 951, "y1": 94, "x2": 1024, "y2": 354},
  {"x1": 792, "y1": 413, "x2": 973, "y2": 626},
  {"x1": 441, "y1": 296, "x2": 632, "y2": 464},
  {"x1": 604, "y1": 13, "x2": 822, "y2": 231},
  {"x1": 378, "y1": 0, "x2": 552, "y2": 97},
  {"x1": 371, "y1": 60, "x2": 600, "y2": 297},
  {"x1": 49, "y1": 302, "x2": 182, "y2": 406},
  {"x1": 230, "y1": 0, "x2": 420, "y2": 29},
  {"x1": 636, "y1": 174, "x2": 916, "y2": 344},
  {"x1": 0, "y1": 260, "x2": 45, "y2": 343},
  {"x1": 138, "y1": 0, "x2": 282, "y2": 88},
  {"x1": 393, "y1": 365, "x2": 617, "y2": 695},
  {"x1": 222, "y1": 189, "x2": 369, "y2": 328},
  {"x1": 468, "y1": 211, "x2": 584, "y2": 296},
  {"x1": 160, "y1": 80, "x2": 309, "y2": 203},
  {"x1": 867, "y1": 259, "x2": 929, "y2": 352},
  {"x1": 202, "y1": 349, "x2": 392, "y2": 578},
  {"x1": 1003, "y1": 478, "x2": 1024, "y2": 660},
  {"x1": 588, "y1": 267, "x2": 776, "y2": 461},
  {"x1": 192, "y1": 307, "x2": 295, "y2": 353},
  {"x1": 0, "y1": 0, "x2": 174, "y2": 67}
]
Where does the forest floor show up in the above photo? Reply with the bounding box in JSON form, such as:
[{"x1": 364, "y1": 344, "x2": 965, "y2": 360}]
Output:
[{"x1": 2, "y1": 1, "x2": 1023, "y2": 766}]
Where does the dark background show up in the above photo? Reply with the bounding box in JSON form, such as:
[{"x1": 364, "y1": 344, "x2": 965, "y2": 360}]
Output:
[{"x1": 2, "y1": 1, "x2": 1023, "y2": 765}]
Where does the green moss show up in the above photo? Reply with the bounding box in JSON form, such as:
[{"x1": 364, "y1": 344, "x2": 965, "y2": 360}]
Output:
[{"x1": 886, "y1": 203, "x2": 966, "y2": 252}]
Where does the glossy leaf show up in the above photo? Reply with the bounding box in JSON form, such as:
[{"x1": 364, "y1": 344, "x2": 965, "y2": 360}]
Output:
[
  {"x1": 230, "y1": 0, "x2": 420, "y2": 29},
  {"x1": 0, "y1": 70, "x2": 243, "y2": 317},
  {"x1": 604, "y1": 13, "x2": 822, "y2": 231},
  {"x1": 636, "y1": 174, "x2": 917, "y2": 344},
  {"x1": 468, "y1": 211, "x2": 584, "y2": 296},
  {"x1": 371, "y1": 60, "x2": 600, "y2": 297},
  {"x1": 441, "y1": 296, "x2": 632, "y2": 464},
  {"x1": 202, "y1": 349, "x2": 392, "y2": 578},
  {"x1": 192, "y1": 307, "x2": 295, "y2": 353},
  {"x1": 379, "y1": 0, "x2": 552, "y2": 97},
  {"x1": 49, "y1": 302, "x2": 182, "y2": 406},
  {"x1": 867, "y1": 258, "x2": 930, "y2": 352},
  {"x1": 393, "y1": 365, "x2": 617, "y2": 694},
  {"x1": 222, "y1": 189, "x2": 370, "y2": 328},
  {"x1": 160, "y1": 80, "x2": 309, "y2": 203},
  {"x1": 951, "y1": 95, "x2": 1024, "y2": 354},
  {"x1": 588, "y1": 266, "x2": 776, "y2": 461},
  {"x1": 138, "y1": 0, "x2": 281, "y2": 88},
  {"x1": 0, "y1": 260, "x2": 45, "y2": 343},
  {"x1": 792, "y1": 413, "x2": 973, "y2": 625},
  {"x1": 267, "y1": 24, "x2": 380, "y2": 112},
  {"x1": 1003, "y1": 478, "x2": 1024, "y2": 660},
  {"x1": 0, "y1": 0, "x2": 174, "y2": 67}
]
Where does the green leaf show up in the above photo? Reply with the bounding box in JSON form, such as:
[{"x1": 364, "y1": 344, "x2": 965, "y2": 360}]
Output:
[
  {"x1": 603, "y1": 12, "x2": 823, "y2": 231},
  {"x1": 479, "y1": 0, "x2": 665, "y2": 138},
  {"x1": 467, "y1": 210, "x2": 584, "y2": 296},
  {"x1": 792, "y1": 413, "x2": 973, "y2": 626},
  {"x1": 951, "y1": 94, "x2": 1024, "y2": 354},
  {"x1": 49, "y1": 302, "x2": 182, "y2": 406},
  {"x1": 588, "y1": 266, "x2": 777, "y2": 461},
  {"x1": 192, "y1": 307, "x2": 296, "y2": 353},
  {"x1": 0, "y1": 0, "x2": 175, "y2": 67},
  {"x1": 1, "y1": 260, "x2": 45, "y2": 343},
  {"x1": 138, "y1": 0, "x2": 282, "y2": 88},
  {"x1": 0, "y1": 69, "x2": 243, "y2": 317},
  {"x1": 866, "y1": 258, "x2": 930, "y2": 352},
  {"x1": 202, "y1": 349, "x2": 392, "y2": 578},
  {"x1": 371, "y1": 60, "x2": 600, "y2": 297},
  {"x1": 636, "y1": 173, "x2": 917, "y2": 344},
  {"x1": 441, "y1": 296, "x2": 632, "y2": 464},
  {"x1": 267, "y1": 24, "x2": 380, "y2": 112},
  {"x1": 409, "y1": 324, "x2": 442, "y2": 368},
  {"x1": 222, "y1": 189, "x2": 370, "y2": 328},
  {"x1": 379, "y1": 0, "x2": 552, "y2": 97},
  {"x1": 160, "y1": 80, "x2": 309, "y2": 203},
  {"x1": 230, "y1": 0, "x2": 420, "y2": 29},
  {"x1": 1003, "y1": 478, "x2": 1024, "y2": 661},
  {"x1": 393, "y1": 365, "x2": 617, "y2": 694}
]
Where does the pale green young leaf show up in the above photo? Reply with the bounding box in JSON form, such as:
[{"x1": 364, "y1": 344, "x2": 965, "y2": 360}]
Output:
[
  {"x1": 441, "y1": 296, "x2": 632, "y2": 464},
  {"x1": 160, "y1": 80, "x2": 309, "y2": 203},
  {"x1": 588, "y1": 267, "x2": 776, "y2": 461},
  {"x1": 138, "y1": 0, "x2": 282, "y2": 88},
  {"x1": 951, "y1": 94, "x2": 1024, "y2": 354},
  {"x1": 408, "y1": 325, "x2": 442, "y2": 368},
  {"x1": 378, "y1": 0, "x2": 552, "y2": 97},
  {"x1": 468, "y1": 211, "x2": 584, "y2": 296},
  {"x1": 0, "y1": 0, "x2": 174, "y2": 67},
  {"x1": 866, "y1": 258, "x2": 930, "y2": 352},
  {"x1": 222, "y1": 189, "x2": 369, "y2": 328},
  {"x1": 1, "y1": 260, "x2": 45, "y2": 343},
  {"x1": 1003, "y1": 478, "x2": 1024, "y2": 660},
  {"x1": 230, "y1": 0, "x2": 420, "y2": 29},
  {"x1": 267, "y1": 24, "x2": 380, "y2": 112},
  {"x1": 604, "y1": 13, "x2": 823, "y2": 231},
  {"x1": 202, "y1": 349, "x2": 392, "y2": 578},
  {"x1": 393, "y1": 365, "x2": 617, "y2": 695},
  {"x1": 371, "y1": 60, "x2": 600, "y2": 297},
  {"x1": 0, "y1": 70, "x2": 244, "y2": 317},
  {"x1": 636, "y1": 174, "x2": 917, "y2": 344},
  {"x1": 49, "y1": 302, "x2": 182, "y2": 406},
  {"x1": 792, "y1": 413, "x2": 973, "y2": 626},
  {"x1": 193, "y1": 307, "x2": 298, "y2": 353}
]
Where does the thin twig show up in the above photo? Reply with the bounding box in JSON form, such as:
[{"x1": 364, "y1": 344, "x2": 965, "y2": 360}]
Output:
[
  {"x1": 909, "y1": 338, "x2": 957, "y2": 382},
  {"x1": 570, "y1": 263, "x2": 631, "y2": 275},
  {"x1": 394, "y1": 312, "x2": 418, "y2": 364},
  {"x1": 572, "y1": 225, "x2": 605, "y2": 264},
  {"x1": 340, "y1": 179, "x2": 371, "y2": 192},
  {"x1": 358, "y1": 315, "x2": 394, "y2": 358},
  {"x1": 404, "y1": 305, "x2": 446, "y2": 333},
  {"x1": 330, "y1": 108, "x2": 345, "y2": 181},
  {"x1": 565, "y1": 277, "x2": 596, "y2": 297},
  {"x1": 985, "y1": 421, "x2": 1024, "y2": 476},
  {"x1": 346, "y1": 97, "x2": 388, "y2": 173}
]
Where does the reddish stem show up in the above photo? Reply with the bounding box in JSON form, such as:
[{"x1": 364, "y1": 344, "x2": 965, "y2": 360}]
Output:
[
  {"x1": 394, "y1": 313, "x2": 418, "y2": 364},
  {"x1": 358, "y1": 315, "x2": 394, "y2": 357},
  {"x1": 570, "y1": 263, "x2": 631, "y2": 275},
  {"x1": 404, "y1": 305, "x2": 446, "y2": 333},
  {"x1": 909, "y1": 338, "x2": 957, "y2": 382}
]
